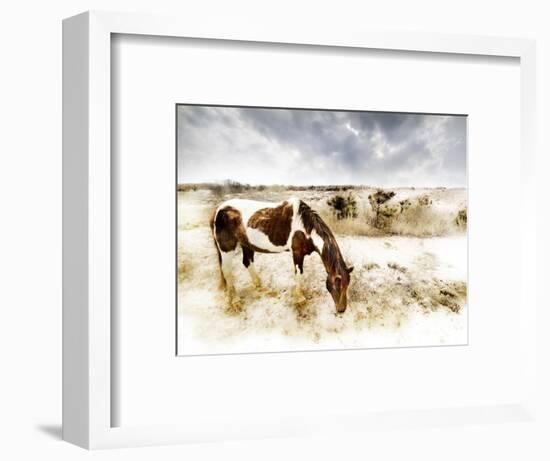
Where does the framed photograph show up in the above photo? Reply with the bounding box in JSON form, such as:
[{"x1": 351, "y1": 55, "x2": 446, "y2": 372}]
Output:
[
  {"x1": 176, "y1": 104, "x2": 468, "y2": 356},
  {"x1": 63, "y1": 11, "x2": 537, "y2": 449}
]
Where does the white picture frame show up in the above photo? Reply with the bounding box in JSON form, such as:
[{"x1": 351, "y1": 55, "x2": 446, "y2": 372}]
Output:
[{"x1": 62, "y1": 10, "x2": 537, "y2": 449}]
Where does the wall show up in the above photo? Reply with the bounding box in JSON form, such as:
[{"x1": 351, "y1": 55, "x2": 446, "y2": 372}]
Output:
[{"x1": 0, "y1": 0, "x2": 548, "y2": 459}]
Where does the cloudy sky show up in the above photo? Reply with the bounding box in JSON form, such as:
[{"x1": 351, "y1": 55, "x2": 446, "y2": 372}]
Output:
[{"x1": 177, "y1": 105, "x2": 466, "y2": 188}]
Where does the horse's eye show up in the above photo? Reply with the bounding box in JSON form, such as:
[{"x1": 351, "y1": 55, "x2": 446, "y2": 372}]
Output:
[{"x1": 325, "y1": 279, "x2": 331, "y2": 290}]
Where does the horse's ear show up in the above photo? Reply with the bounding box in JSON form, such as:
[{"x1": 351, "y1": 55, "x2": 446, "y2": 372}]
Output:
[{"x1": 347, "y1": 266, "x2": 354, "y2": 274}]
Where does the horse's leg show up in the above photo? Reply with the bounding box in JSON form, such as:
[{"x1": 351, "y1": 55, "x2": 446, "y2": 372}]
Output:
[
  {"x1": 292, "y1": 259, "x2": 306, "y2": 304},
  {"x1": 220, "y1": 249, "x2": 241, "y2": 311},
  {"x1": 291, "y1": 234, "x2": 307, "y2": 305},
  {"x1": 213, "y1": 242, "x2": 227, "y2": 290},
  {"x1": 242, "y1": 246, "x2": 261, "y2": 288}
]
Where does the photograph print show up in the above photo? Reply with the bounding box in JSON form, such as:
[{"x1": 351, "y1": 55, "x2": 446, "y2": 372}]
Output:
[{"x1": 177, "y1": 104, "x2": 467, "y2": 355}]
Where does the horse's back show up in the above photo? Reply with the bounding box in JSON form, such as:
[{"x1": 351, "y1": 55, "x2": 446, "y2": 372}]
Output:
[
  {"x1": 214, "y1": 197, "x2": 300, "y2": 252},
  {"x1": 216, "y1": 197, "x2": 298, "y2": 223}
]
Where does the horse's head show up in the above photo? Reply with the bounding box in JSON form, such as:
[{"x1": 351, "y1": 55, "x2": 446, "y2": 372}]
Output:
[{"x1": 326, "y1": 265, "x2": 353, "y2": 313}]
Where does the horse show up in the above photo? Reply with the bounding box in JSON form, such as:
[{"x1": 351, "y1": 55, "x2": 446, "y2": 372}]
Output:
[{"x1": 210, "y1": 197, "x2": 353, "y2": 313}]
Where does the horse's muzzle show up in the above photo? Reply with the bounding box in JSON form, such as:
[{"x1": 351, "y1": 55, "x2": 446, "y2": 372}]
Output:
[{"x1": 335, "y1": 303, "x2": 347, "y2": 314}]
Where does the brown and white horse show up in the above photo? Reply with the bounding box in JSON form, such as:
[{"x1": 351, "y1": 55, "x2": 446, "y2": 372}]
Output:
[{"x1": 210, "y1": 197, "x2": 353, "y2": 313}]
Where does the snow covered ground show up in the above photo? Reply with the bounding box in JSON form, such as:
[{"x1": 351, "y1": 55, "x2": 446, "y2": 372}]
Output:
[{"x1": 177, "y1": 187, "x2": 467, "y2": 355}]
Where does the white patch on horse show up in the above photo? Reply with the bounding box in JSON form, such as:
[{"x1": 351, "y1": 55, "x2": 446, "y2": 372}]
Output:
[
  {"x1": 220, "y1": 248, "x2": 239, "y2": 305},
  {"x1": 310, "y1": 230, "x2": 325, "y2": 253},
  {"x1": 247, "y1": 227, "x2": 287, "y2": 252},
  {"x1": 287, "y1": 197, "x2": 307, "y2": 239}
]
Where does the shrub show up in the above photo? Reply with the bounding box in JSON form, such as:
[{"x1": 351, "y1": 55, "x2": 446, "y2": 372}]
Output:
[
  {"x1": 327, "y1": 193, "x2": 358, "y2": 220},
  {"x1": 417, "y1": 194, "x2": 432, "y2": 207},
  {"x1": 455, "y1": 208, "x2": 467, "y2": 229},
  {"x1": 390, "y1": 194, "x2": 452, "y2": 237},
  {"x1": 208, "y1": 179, "x2": 251, "y2": 198},
  {"x1": 368, "y1": 189, "x2": 396, "y2": 229},
  {"x1": 223, "y1": 179, "x2": 250, "y2": 193}
]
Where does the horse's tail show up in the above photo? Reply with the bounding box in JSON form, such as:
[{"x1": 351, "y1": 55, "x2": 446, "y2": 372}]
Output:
[{"x1": 210, "y1": 208, "x2": 226, "y2": 289}]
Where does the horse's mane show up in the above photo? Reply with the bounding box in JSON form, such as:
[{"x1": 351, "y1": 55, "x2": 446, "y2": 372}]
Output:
[{"x1": 298, "y1": 200, "x2": 346, "y2": 272}]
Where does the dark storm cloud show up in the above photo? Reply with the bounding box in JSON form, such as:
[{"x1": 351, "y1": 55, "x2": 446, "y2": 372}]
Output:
[{"x1": 177, "y1": 105, "x2": 467, "y2": 187}]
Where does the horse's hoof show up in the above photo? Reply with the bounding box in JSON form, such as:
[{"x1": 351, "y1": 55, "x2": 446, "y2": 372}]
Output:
[
  {"x1": 294, "y1": 295, "x2": 307, "y2": 307},
  {"x1": 231, "y1": 297, "x2": 242, "y2": 307},
  {"x1": 258, "y1": 286, "x2": 277, "y2": 297},
  {"x1": 226, "y1": 297, "x2": 243, "y2": 314}
]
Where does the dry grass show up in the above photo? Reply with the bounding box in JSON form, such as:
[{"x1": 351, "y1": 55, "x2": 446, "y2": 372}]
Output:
[{"x1": 177, "y1": 186, "x2": 468, "y2": 354}]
